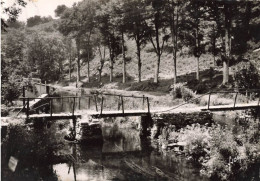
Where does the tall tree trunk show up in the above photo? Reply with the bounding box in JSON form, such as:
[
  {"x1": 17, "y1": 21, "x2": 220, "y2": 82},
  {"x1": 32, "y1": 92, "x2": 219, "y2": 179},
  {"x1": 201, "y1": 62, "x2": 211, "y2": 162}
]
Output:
[
  {"x1": 195, "y1": 3, "x2": 200, "y2": 81},
  {"x1": 136, "y1": 39, "x2": 142, "y2": 83},
  {"x1": 154, "y1": 54, "x2": 160, "y2": 83},
  {"x1": 121, "y1": 32, "x2": 126, "y2": 83},
  {"x1": 76, "y1": 46, "x2": 80, "y2": 88},
  {"x1": 110, "y1": 59, "x2": 113, "y2": 82},
  {"x1": 223, "y1": 4, "x2": 231, "y2": 85},
  {"x1": 171, "y1": 4, "x2": 178, "y2": 85},
  {"x1": 212, "y1": 24, "x2": 216, "y2": 66},
  {"x1": 69, "y1": 52, "x2": 71, "y2": 81},
  {"x1": 196, "y1": 57, "x2": 200, "y2": 80},
  {"x1": 171, "y1": 27, "x2": 177, "y2": 84},
  {"x1": 154, "y1": 15, "x2": 160, "y2": 84},
  {"x1": 87, "y1": 49, "x2": 90, "y2": 83}
]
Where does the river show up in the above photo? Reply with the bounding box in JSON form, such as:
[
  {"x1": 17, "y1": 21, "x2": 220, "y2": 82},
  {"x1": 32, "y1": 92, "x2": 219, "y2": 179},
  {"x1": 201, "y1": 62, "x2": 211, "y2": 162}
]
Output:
[{"x1": 1, "y1": 118, "x2": 208, "y2": 181}]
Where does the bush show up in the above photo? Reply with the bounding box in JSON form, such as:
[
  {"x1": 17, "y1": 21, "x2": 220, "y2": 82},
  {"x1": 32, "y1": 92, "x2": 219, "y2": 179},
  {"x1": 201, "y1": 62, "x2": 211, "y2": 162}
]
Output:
[
  {"x1": 162, "y1": 114, "x2": 259, "y2": 181},
  {"x1": 181, "y1": 87, "x2": 196, "y2": 102},
  {"x1": 170, "y1": 83, "x2": 184, "y2": 99},
  {"x1": 234, "y1": 64, "x2": 259, "y2": 89},
  {"x1": 1, "y1": 79, "x2": 22, "y2": 105},
  {"x1": 177, "y1": 124, "x2": 211, "y2": 162},
  {"x1": 171, "y1": 83, "x2": 197, "y2": 102}
]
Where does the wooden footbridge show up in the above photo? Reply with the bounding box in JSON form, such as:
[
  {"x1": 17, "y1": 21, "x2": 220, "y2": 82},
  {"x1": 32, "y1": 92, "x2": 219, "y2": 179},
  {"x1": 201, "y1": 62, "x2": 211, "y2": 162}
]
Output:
[
  {"x1": 15, "y1": 89, "x2": 259, "y2": 121},
  {"x1": 17, "y1": 92, "x2": 151, "y2": 120}
]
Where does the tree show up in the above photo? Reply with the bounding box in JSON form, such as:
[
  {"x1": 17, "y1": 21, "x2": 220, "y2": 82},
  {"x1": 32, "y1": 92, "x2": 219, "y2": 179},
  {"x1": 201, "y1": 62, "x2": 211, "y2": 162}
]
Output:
[
  {"x1": 58, "y1": 1, "x2": 96, "y2": 86},
  {"x1": 181, "y1": 0, "x2": 210, "y2": 81},
  {"x1": 124, "y1": 0, "x2": 149, "y2": 83},
  {"x1": 96, "y1": 1, "x2": 121, "y2": 82},
  {"x1": 27, "y1": 15, "x2": 53, "y2": 27},
  {"x1": 146, "y1": 0, "x2": 169, "y2": 83},
  {"x1": 165, "y1": 0, "x2": 183, "y2": 84},
  {"x1": 26, "y1": 32, "x2": 66, "y2": 82},
  {"x1": 1, "y1": 29, "x2": 28, "y2": 80},
  {"x1": 55, "y1": 5, "x2": 68, "y2": 17},
  {"x1": 110, "y1": 0, "x2": 128, "y2": 83},
  {"x1": 1, "y1": 0, "x2": 27, "y2": 31}
]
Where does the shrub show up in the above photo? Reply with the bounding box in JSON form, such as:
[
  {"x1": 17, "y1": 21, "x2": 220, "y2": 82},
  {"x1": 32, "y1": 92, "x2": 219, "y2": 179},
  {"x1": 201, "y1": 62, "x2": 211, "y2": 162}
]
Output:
[
  {"x1": 175, "y1": 124, "x2": 211, "y2": 161},
  {"x1": 171, "y1": 83, "x2": 197, "y2": 102},
  {"x1": 194, "y1": 82, "x2": 208, "y2": 94},
  {"x1": 2, "y1": 79, "x2": 22, "y2": 105},
  {"x1": 170, "y1": 83, "x2": 184, "y2": 99},
  {"x1": 181, "y1": 87, "x2": 196, "y2": 102},
  {"x1": 234, "y1": 63, "x2": 259, "y2": 89}
]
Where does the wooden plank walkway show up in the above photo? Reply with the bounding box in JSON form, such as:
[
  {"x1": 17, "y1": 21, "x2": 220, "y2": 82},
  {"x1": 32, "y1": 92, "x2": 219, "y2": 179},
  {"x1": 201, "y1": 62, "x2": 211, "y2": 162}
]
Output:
[
  {"x1": 200, "y1": 102, "x2": 259, "y2": 112},
  {"x1": 15, "y1": 102, "x2": 259, "y2": 120},
  {"x1": 19, "y1": 110, "x2": 150, "y2": 120},
  {"x1": 19, "y1": 113, "x2": 81, "y2": 120}
]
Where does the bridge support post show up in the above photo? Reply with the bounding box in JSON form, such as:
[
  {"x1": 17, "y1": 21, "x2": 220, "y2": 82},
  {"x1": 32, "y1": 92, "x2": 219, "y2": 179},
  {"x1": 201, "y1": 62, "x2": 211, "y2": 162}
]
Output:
[
  {"x1": 72, "y1": 97, "x2": 75, "y2": 116},
  {"x1": 94, "y1": 95, "x2": 98, "y2": 112},
  {"x1": 234, "y1": 92, "x2": 238, "y2": 108},
  {"x1": 146, "y1": 97, "x2": 150, "y2": 113},
  {"x1": 121, "y1": 96, "x2": 124, "y2": 114},
  {"x1": 78, "y1": 97, "x2": 81, "y2": 110},
  {"x1": 208, "y1": 93, "x2": 211, "y2": 110},
  {"x1": 23, "y1": 86, "x2": 25, "y2": 108},
  {"x1": 101, "y1": 97, "x2": 104, "y2": 114},
  {"x1": 26, "y1": 98, "x2": 29, "y2": 119},
  {"x1": 50, "y1": 99, "x2": 53, "y2": 117},
  {"x1": 142, "y1": 95, "x2": 145, "y2": 110}
]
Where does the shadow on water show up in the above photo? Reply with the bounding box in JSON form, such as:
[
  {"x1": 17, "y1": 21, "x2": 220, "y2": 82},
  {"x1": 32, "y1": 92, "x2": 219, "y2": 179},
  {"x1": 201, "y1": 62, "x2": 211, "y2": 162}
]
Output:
[{"x1": 1, "y1": 118, "x2": 208, "y2": 181}]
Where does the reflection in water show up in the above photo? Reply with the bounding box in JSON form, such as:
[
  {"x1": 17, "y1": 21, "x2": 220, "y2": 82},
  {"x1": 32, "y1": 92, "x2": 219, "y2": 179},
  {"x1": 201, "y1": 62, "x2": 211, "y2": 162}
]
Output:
[
  {"x1": 2, "y1": 119, "x2": 208, "y2": 181},
  {"x1": 53, "y1": 124, "x2": 207, "y2": 181}
]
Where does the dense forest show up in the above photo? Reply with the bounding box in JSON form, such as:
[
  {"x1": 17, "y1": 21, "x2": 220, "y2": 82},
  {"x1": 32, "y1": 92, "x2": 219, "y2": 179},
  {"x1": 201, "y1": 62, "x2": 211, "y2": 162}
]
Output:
[{"x1": 1, "y1": 0, "x2": 260, "y2": 104}]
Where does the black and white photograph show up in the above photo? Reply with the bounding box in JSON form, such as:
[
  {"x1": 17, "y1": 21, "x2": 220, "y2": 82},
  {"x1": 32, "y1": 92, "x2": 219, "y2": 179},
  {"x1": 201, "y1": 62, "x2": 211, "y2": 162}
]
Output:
[{"x1": 1, "y1": 0, "x2": 260, "y2": 180}]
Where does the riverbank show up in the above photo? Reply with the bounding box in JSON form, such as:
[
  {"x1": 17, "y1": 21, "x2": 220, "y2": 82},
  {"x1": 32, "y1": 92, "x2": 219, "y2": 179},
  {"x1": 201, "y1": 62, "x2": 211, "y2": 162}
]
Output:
[{"x1": 152, "y1": 110, "x2": 260, "y2": 180}]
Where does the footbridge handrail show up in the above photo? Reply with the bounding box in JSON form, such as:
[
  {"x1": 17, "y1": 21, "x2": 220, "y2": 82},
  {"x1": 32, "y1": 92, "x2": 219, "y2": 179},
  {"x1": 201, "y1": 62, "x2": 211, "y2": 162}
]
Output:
[
  {"x1": 19, "y1": 93, "x2": 150, "y2": 119},
  {"x1": 153, "y1": 89, "x2": 260, "y2": 114}
]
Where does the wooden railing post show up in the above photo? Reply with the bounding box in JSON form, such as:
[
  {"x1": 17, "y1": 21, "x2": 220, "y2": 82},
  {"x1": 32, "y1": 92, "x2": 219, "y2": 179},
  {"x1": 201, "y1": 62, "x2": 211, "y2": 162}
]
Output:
[
  {"x1": 101, "y1": 96, "x2": 104, "y2": 114},
  {"x1": 40, "y1": 82, "x2": 42, "y2": 95},
  {"x1": 132, "y1": 94, "x2": 134, "y2": 108},
  {"x1": 78, "y1": 96, "x2": 81, "y2": 110},
  {"x1": 94, "y1": 95, "x2": 98, "y2": 112},
  {"x1": 142, "y1": 95, "x2": 145, "y2": 110},
  {"x1": 26, "y1": 98, "x2": 29, "y2": 119},
  {"x1": 61, "y1": 96, "x2": 63, "y2": 112},
  {"x1": 50, "y1": 99, "x2": 53, "y2": 117},
  {"x1": 208, "y1": 92, "x2": 211, "y2": 110},
  {"x1": 234, "y1": 92, "x2": 239, "y2": 108},
  {"x1": 118, "y1": 95, "x2": 121, "y2": 110},
  {"x1": 256, "y1": 91, "x2": 260, "y2": 117},
  {"x1": 72, "y1": 97, "x2": 75, "y2": 116},
  {"x1": 147, "y1": 97, "x2": 150, "y2": 113},
  {"x1": 121, "y1": 96, "x2": 124, "y2": 114},
  {"x1": 88, "y1": 97, "x2": 91, "y2": 109},
  {"x1": 23, "y1": 86, "x2": 25, "y2": 107}
]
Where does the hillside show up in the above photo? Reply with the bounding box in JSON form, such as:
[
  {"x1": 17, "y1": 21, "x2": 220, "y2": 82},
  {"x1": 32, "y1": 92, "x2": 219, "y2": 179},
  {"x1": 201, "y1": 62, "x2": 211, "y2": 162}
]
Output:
[{"x1": 3, "y1": 18, "x2": 259, "y2": 95}]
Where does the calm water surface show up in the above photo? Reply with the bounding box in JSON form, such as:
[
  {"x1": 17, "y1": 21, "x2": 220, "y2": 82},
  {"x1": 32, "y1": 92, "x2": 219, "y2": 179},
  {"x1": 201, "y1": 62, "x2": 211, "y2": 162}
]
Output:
[{"x1": 2, "y1": 120, "x2": 208, "y2": 181}]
